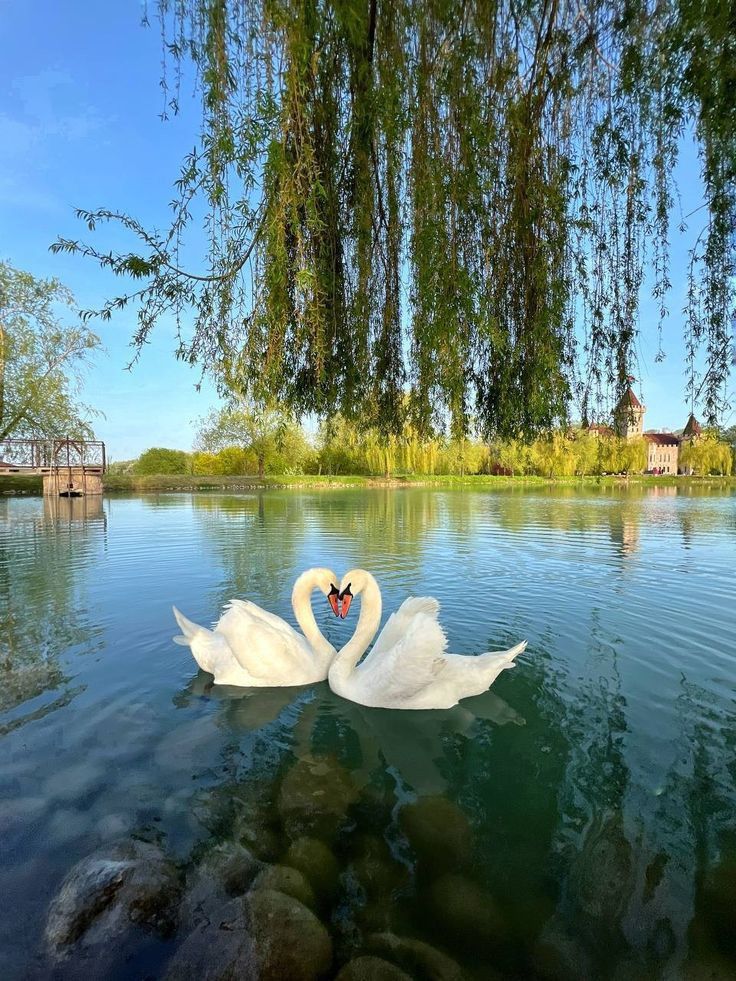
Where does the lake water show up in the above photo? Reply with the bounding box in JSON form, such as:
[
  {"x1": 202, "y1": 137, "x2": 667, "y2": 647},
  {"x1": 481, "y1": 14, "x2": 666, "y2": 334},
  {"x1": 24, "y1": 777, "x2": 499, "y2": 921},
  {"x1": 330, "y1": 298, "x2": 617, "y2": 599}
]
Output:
[{"x1": 1, "y1": 486, "x2": 735, "y2": 979}]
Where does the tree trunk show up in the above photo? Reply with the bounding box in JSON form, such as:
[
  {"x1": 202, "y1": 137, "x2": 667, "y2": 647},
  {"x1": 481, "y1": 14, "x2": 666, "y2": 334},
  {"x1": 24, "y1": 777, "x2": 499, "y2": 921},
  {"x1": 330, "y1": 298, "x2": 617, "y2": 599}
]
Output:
[{"x1": 258, "y1": 454, "x2": 264, "y2": 479}]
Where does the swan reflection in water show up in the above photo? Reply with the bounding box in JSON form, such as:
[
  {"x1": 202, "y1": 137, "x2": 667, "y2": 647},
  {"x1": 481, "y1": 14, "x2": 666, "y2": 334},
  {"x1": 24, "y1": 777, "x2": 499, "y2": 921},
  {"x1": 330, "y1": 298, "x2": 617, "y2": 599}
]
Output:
[{"x1": 176, "y1": 671, "x2": 525, "y2": 796}]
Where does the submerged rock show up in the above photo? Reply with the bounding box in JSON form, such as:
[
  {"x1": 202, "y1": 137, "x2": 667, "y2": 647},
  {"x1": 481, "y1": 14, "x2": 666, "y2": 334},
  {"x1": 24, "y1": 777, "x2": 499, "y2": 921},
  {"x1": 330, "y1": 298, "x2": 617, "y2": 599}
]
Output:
[
  {"x1": 351, "y1": 834, "x2": 408, "y2": 900},
  {"x1": 164, "y1": 897, "x2": 256, "y2": 980},
  {"x1": 398, "y1": 797, "x2": 472, "y2": 876},
  {"x1": 353, "y1": 897, "x2": 406, "y2": 936},
  {"x1": 179, "y1": 841, "x2": 261, "y2": 932},
  {"x1": 252, "y1": 864, "x2": 317, "y2": 910},
  {"x1": 232, "y1": 798, "x2": 284, "y2": 862},
  {"x1": 284, "y1": 836, "x2": 341, "y2": 904},
  {"x1": 336, "y1": 954, "x2": 413, "y2": 980},
  {"x1": 168, "y1": 888, "x2": 332, "y2": 981},
  {"x1": 247, "y1": 887, "x2": 333, "y2": 979},
  {"x1": 573, "y1": 813, "x2": 633, "y2": 925},
  {"x1": 367, "y1": 932, "x2": 466, "y2": 981},
  {"x1": 428, "y1": 873, "x2": 505, "y2": 953},
  {"x1": 277, "y1": 755, "x2": 358, "y2": 840},
  {"x1": 45, "y1": 839, "x2": 181, "y2": 968}
]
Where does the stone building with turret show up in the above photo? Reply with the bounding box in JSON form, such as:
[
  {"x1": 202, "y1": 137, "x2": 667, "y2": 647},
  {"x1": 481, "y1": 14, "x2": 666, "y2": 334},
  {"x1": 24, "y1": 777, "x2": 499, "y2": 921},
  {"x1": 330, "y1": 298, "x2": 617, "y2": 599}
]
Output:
[{"x1": 605, "y1": 385, "x2": 702, "y2": 474}]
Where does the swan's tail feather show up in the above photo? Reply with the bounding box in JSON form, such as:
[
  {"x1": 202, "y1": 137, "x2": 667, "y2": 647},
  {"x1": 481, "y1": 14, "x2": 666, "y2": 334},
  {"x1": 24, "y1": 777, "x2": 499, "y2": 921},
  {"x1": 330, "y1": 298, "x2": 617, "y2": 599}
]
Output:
[
  {"x1": 481, "y1": 640, "x2": 526, "y2": 678},
  {"x1": 489, "y1": 639, "x2": 527, "y2": 671},
  {"x1": 456, "y1": 639, "x2": 528, "y2": 701},
  {"x1": 172, "y1": 606, "x2": 203, "y2": 644},
  {"x1": 172, "y1": 606, "x2": 228, "y2": 674}
]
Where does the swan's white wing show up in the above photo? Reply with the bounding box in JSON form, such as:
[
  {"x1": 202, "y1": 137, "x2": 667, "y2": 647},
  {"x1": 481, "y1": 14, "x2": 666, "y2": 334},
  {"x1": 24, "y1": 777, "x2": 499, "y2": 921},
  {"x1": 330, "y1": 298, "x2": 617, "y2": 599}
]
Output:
[
  {"x1": 370, "y1": 597, "x2": 441, "y2": 659},
  {"x1": 227, "y1": 598, "x2": 298, "y2": 633},
  {"x1": 358, "y1": 608, "x2": 449, "y2": 702},
  {"x1": 216, "y1": 602, "x2": 310, "y2": 681}
]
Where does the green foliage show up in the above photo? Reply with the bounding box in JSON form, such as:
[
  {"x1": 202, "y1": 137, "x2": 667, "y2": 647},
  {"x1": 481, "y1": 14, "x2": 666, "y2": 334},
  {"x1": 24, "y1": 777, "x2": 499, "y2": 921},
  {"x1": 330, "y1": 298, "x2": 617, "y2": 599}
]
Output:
[
  {"x1": 680, "y1": 432, "x2": 733, "y2": 475},
  {"x1": 134, "y1": 447, "x2": 191, "y2": 475},
  {"x1": 105, "y1": 459, "x2": 136, "y2": 475},
  {"x1": 0, "y1": 261, "x2": 101, "y2": 441},
  {"x1": 195, "y1": 403, "x2": 311, "y2": 476},
  {"x1": 52, "y1": 0, "x2": 735, "y2": 436},
  {"x1": 130, "y1": 422, "x2": 733, "y2": 478},
  {"x1": 487, "y1": 432, "x2": 648, "y2": 477}
]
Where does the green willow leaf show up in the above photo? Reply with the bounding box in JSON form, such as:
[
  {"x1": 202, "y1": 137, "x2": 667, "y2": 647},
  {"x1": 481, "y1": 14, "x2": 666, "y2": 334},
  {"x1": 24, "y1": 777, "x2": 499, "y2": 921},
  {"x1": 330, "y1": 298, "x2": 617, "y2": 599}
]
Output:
[{"x1": 53, "y1": 0, "x2": 736, "y2": 436}]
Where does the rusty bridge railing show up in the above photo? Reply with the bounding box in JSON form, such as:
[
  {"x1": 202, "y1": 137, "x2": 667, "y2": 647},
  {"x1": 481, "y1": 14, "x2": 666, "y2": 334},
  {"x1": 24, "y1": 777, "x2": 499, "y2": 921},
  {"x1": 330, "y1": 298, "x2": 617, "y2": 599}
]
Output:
[{"x1": 0, "y1": 438, "x2": 106, "y2": 474}]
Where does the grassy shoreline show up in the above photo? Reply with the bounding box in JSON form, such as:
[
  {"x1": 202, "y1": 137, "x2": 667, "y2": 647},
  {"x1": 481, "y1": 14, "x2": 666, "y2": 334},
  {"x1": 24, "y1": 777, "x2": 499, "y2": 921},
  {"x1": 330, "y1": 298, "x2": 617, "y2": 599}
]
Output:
[{"x1": 2, "y1": 472, "x2": 734, "y2": 495}]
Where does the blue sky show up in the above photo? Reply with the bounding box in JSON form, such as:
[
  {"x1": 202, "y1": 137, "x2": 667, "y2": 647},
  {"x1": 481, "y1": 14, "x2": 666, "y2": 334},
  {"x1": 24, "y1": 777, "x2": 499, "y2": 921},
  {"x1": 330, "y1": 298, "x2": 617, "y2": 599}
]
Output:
[{"x1": 0, "y1": 1, "x2": 729, "y2": 459}]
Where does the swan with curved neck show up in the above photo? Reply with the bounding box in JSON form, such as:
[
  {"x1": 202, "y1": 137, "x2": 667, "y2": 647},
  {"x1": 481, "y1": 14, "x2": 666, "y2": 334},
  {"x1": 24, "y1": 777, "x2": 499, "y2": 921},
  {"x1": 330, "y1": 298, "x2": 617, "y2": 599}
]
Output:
[
  {"x1": 173, "y1": 567, "x2": 339, "y2": 686},
  {"x1": 329, "y1": 569, "x2": 527, "y2": 709}
]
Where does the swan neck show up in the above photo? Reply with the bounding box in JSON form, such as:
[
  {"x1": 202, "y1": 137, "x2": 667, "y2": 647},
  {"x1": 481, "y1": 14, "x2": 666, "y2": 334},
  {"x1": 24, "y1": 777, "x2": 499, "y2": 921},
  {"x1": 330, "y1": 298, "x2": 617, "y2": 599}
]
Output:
[
  {"x1": 331, "y1": 575, "x2": 382, "y2": 685},
  {"x1": 292, "y1": 573, "x2": 333, "y2": 661}
]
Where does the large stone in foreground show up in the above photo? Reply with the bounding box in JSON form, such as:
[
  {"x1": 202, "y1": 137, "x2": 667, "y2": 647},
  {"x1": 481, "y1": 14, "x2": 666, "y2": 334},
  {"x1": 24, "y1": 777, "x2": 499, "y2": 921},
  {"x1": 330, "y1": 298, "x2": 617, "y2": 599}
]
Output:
[{"x1": 44, "y1": 839, "x2": 181, "y2": 969}]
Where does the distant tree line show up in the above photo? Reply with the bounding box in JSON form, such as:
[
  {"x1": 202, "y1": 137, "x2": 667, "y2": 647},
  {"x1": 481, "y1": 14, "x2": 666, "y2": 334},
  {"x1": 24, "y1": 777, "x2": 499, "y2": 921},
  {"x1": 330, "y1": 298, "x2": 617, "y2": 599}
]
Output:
[{"x1": 115, "y1": 408, "x2": 734, "y2": 479}]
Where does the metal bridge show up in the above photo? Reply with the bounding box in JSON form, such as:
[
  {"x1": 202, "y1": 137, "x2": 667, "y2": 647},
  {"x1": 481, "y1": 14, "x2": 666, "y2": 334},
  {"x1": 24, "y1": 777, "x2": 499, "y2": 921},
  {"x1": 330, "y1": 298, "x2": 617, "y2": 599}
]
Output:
[{"x1": 0, "y1": 438, "x2": 106, "y2": 495}]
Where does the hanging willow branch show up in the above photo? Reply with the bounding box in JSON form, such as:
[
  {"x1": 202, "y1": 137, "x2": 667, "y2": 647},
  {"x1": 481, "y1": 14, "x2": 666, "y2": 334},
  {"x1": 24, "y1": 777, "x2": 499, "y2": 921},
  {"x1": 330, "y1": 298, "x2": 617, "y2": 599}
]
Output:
[{"x1": 51, "y1": 0, "x2": 736, "y2": 435}]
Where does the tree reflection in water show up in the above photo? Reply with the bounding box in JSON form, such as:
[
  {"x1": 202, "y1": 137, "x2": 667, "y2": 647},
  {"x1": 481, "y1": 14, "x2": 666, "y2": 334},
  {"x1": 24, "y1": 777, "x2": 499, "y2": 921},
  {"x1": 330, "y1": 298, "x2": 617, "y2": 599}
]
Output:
[{"x1": 0, "y1": 496, "x2": 103, "y2": 728}]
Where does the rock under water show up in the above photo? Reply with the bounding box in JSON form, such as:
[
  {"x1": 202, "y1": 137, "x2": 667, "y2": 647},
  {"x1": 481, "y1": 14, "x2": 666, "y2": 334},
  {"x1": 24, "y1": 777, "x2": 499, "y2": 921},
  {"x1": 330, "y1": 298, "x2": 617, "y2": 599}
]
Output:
[
  {"x1": 44, "y1": 838, "x2": 182, "y2": 973},
  {"x1": 398, "y1": 797, "x2": 473, "y2": 877},
  {"x1": 277, "y1": 755, "x2": 359, "y2": 841},
  {"x1": 283, "y1": 835, "x2": 341, "y2": 905}
]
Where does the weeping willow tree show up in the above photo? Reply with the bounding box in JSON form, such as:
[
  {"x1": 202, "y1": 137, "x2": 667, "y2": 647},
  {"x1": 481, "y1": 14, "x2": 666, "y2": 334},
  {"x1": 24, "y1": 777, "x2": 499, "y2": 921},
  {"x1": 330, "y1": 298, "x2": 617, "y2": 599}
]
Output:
[{"x1": 52, "y1": 0, "x2": 735, "y2": 437}]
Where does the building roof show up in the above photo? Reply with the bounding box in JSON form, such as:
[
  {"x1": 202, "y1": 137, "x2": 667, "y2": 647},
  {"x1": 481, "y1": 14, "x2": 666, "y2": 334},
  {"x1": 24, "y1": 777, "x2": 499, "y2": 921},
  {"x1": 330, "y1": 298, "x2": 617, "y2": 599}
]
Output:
[
  {"x1": 643, "y1": 432, "x2": 680, "y2": 446},
  {"x1": 616, "y1": 386, "x2": 644, "y2": 411},
  {"x1": 587, "y1": 423, "x2": 614, "y2": 437},
  {"x1": 682, "y1": 413, "x2": 702, "y2": 438}
]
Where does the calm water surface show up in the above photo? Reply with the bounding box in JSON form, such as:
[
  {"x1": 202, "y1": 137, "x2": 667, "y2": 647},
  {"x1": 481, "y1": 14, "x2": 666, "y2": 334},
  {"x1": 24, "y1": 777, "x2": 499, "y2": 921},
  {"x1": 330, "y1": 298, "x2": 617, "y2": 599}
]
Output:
[{"x1": 1, "y1": 487, "x2": 735, "y2": 979}]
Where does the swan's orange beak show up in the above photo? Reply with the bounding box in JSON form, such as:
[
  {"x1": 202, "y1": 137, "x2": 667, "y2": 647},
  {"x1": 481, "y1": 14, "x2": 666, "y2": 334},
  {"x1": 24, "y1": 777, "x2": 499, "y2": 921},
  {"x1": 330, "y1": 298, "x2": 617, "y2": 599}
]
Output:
[
  {"x1": 339, "y1": 584, "x2": 353, "y2": 619},
  {"x1": 328, "y1": 585, "x2": 340, "y2": 617}
]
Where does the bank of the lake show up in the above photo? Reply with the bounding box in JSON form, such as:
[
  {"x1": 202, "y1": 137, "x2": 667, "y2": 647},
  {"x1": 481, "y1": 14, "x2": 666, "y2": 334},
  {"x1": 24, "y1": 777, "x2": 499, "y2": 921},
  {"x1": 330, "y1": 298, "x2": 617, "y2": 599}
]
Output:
[{"x1": 3, "y1": 472, "x2": 736, "y2": 495}]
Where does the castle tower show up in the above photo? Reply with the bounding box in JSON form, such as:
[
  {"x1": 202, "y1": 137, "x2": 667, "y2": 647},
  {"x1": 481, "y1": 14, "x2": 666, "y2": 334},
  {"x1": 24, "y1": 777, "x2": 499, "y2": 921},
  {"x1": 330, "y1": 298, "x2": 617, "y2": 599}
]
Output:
[
  {"x1": 682, "y1": 413, "x2": 702, "y2": 441},
  {"x1": 614, "y1": 385, "x2": 645, "y2": 440}
]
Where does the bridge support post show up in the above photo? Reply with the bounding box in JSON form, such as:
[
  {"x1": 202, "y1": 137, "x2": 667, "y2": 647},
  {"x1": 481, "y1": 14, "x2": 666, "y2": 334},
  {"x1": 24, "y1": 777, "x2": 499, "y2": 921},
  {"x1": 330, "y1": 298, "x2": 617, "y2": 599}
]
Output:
[{"x1": 43, "y1": 468, "x2": 103, "y2": 496}]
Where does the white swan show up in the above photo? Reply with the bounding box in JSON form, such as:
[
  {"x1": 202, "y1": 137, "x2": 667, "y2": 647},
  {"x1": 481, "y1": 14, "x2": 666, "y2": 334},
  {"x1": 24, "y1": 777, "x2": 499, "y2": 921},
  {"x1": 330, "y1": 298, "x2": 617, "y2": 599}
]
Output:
[
  {"x1": 328, "y1": 569, "x2": 527, "y2": 710},
  {"x1": 172, "y1": 568, "x2": 340, "y2": 687}
]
